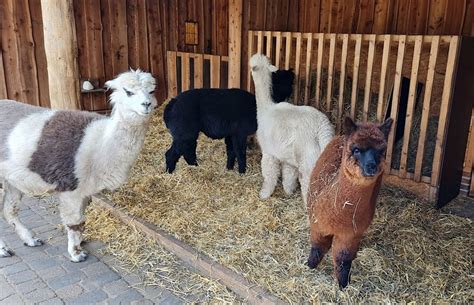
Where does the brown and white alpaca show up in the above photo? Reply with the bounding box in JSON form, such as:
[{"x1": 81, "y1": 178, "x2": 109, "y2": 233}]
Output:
[{"x1": 306, "y1": 116, "x2": 393, "y2": 288}]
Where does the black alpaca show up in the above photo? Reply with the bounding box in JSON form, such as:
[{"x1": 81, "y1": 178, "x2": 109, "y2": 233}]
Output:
[{"x1": 163, "y1": 69, "x2": 294, "y2": 174}]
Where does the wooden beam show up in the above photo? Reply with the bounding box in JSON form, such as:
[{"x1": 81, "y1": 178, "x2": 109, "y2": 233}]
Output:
[
  {"x1": 92, "y1": 194, "x2": 285, "y2": 305},
  {"x1": 40, "y1": 0, "x2": 80, "y2": 109},
  {"x1": 228, "y1": 0, "x2": 242, "y2": 88}
]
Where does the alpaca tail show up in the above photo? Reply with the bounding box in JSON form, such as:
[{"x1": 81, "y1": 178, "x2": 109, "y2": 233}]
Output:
[{"x1": 163, "y1": 98, "x2": 177, "y2": 128}]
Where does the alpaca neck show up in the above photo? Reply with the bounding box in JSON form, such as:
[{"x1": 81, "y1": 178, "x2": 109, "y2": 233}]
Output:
[
  {"x1": 102, "y1": 106, "x2": 149, "y2": 168},
  {"x1": 253, "y1": 72, "x2": 275, "y2": 115}
]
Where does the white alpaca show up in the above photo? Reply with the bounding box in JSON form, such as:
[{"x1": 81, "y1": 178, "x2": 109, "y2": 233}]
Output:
[
  {"x1": 0, "y1": 69, "x2": 157, "y2": 262},
  {"x1": 250, "y1": 54, "x2": 335, "y2": 204}
]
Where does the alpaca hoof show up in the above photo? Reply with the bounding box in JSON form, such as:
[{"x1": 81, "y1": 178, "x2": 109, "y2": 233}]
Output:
[
  {"x1": 24, "y1": 238, "x2": 43, "y2": 247},
  {"x1": 0, "y1": 247, "x2": 14, "y2": 257},
  {"x1": 338, "y1": 278, "x2": 350, "y2": 289},
  {"x1": 283, "y1": 187, "x2": 295, "y2": 196},
  {"x1": 307, "y1": 247, "x2": 323, "y2": 269},
  {"x1": 70, "y1": 250, "x2": 88, "y2": 263},
  {"x1": 259, "y1": 189, "x2": 271, "y2": 200}
]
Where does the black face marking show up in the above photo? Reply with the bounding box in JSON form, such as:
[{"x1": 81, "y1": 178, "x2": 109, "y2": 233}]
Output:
[
  {"x1": 29, "y1": 111, "x2": 101, "y2": 191},
  {"x1": 351, "y1": 145, "x2": 383, "y2": 177},
  {"x1": 124, "y1": 88, "x2": 134, "y2": 97}
]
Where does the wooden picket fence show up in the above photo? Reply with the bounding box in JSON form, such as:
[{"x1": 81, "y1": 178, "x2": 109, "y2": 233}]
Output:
[
  {"x1": 247, "y1": 31, "x2": 464, "y2": 202},
  {"x1": 166, "y1": 51, "x2": 229, "y2": 97}
]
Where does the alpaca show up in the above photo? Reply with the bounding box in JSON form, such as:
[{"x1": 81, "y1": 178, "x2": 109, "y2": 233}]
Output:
[
  {"x1": 0, "y1": 69, "x2": 157, "y2": 262},
  {"x1": 163, "y1": 69, "x2": 294, "y2": 174},
  {"x1": 306, "y1": 117, "x2": 393, "y2": 288},
  {"x1": 249, "y1": 54, "x2": 335, "y2": 204}
]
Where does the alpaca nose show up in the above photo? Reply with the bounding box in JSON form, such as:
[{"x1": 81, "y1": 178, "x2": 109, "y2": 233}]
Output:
[
  {"x1": 364, "y1": 163, "x2": 377, "y2": 176},
  {"x1": 142, "y1": 102, "x2": 151, "y2": 109}
]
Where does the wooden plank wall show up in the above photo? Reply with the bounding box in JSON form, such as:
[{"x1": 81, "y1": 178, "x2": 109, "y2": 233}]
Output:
[
  {"x1": 1, "y1": 0, "x2": 474, "y2": 109},
  {"x1": 241, "y1": 0, "x2": 474, "y2": 88},
  {"x1": 0, "y1": 0, "x2": 49, "y2": 107}
]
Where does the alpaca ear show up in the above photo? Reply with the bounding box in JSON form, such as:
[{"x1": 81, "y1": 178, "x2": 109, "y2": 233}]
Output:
[
  {"x1": 379, "y1": 118, "x2": 394, "y2": 140},
  {"x1": 269, "y1": 64, "x2": 278, "y2": 72},
  {"x1": 344, "y1": 116, "x2": 357, "y2": 136},
  {"x1": 105, "y1": 80, "x2": 115, "y2": 90}
]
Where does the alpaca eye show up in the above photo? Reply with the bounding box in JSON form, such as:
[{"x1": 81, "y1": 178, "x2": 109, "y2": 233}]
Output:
[
  {"x1": 353, "y1": 148, "x2": 360, "y2": 155},
  {"x1": 124, "y1": 89, "x2": 134, "y2": 97},
  {"x1": 149, "y1": 90, "x2": 155, "y2": 94}
]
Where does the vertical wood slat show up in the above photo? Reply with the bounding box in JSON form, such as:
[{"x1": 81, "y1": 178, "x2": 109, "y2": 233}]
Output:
[
  {"x1": 385, "y1": 35, "x2": 407, "y2": 170},
  {"x1": 315, "y1": 33, "x2": 324, "y2": 108},
  {"x1": 247, "y1": 31, "x2": 254, "y2": 91},
  {"x1": 181, "y1": 53, "x2": 190, "y2": 91},
  {"x1": 414, "y1": 36, "x2": 440, "y2": 182},
  {"x1": 431, "y1": 36, "x2": 460, "y2": 187},
  {"x1": 284, "y1": 32, "x2": 292, "y2": 70},
  {"x1": 377, "y1": 35, "x2": 391, "y2": 121},
  {"x1": 210, "y1": 55, "x2": 221, "y2": 88},
  {"x1": 147, "y1": 0, "x2": 166, "y2": 102},
  {"x1": 337, "y1": 34, "x2": 349, "y2": 131},
  {"x1": 167, "y1": 51, "x2": 177, "y2": 98},
  {"x1": 194, "y1": 54, "x2": 203, "y2": 88},
  {"x1": 275, "y1": 32, "x2": 282, "y2": 68},
  {"x1": 294, "y1": 33, "x2": 302, "y2": 104},
  {"x1": 15, "y1": 0, "x2": 40, "y2": 106},
  {"x1": 362, "y1": 34, "x2": 376, "y2": 121},
  {"x1": 350, "y1": 34, "x2": 362, "y2": 118},
  {"x1": 399, "y1": 36, "x2": 423, "y2": 178},
  {"x1": 257, "y1": 31, "x2": 263, "y2": 54},
  {"x1": 0, "y1": 51, "x2": 7, "y2": 99},
  {"x1": 326, "y1": 33, "x2": 336, "y2": 111},
  {"x1": 228, "y1": 0, "x2": 242, "y2": 89},
  {"x1": 265, "y1": 31, "x2": 272, "y2": 58},
  {"x1": 304, "y1": 33, "x2": 313, "y2": 105},
  {"x1": 29, "y1": 0, "x2": 50, "y2": 108}
]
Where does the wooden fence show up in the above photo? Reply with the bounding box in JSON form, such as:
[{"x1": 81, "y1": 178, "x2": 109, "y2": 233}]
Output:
[
  {"x1": 166, "y1": 51, "x2": 229, "y2": 97},
  {"x1": 246, "y1": 31, "x2": 472, "y2": 204}
]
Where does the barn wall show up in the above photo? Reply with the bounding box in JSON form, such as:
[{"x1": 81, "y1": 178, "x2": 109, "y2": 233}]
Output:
[{"x1": 1, "y1": 0, "x2": 473, "y2": 109}]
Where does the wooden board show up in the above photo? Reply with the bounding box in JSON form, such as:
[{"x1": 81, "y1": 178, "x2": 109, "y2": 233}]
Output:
[
  {"x1": 362, "y1": 34, "x2": 376, "y2": 121},
  {"x1": 350, "y1": 34, "x2": 362, "y2": 118},
  {"x1": 93, "y1": 194, "x2": 285, "y2": 305}
]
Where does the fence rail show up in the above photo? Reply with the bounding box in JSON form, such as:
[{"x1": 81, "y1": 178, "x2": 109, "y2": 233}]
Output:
[{"x1": 247, "y1": 31, "x2": 463, "y2": 201}]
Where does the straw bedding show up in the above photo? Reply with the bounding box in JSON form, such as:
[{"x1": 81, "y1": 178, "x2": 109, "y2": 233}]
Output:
[{"x1": 95, "y1": 102, "x2": 473, "y2": 303}]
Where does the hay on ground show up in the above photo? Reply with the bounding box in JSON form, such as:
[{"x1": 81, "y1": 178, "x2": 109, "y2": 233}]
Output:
[{"x1": 95, "y1": 101, "x2": 473, "y2": 303}]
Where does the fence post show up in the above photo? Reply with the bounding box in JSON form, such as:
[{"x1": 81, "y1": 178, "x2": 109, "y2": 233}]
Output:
[{"x1": 228, "y1": 0, "x2": 242, "y2": 88}]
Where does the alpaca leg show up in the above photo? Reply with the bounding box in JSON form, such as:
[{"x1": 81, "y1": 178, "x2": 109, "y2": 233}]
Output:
[
  {"x1": 0, "y1": 238, "x2": 13, "y2": 257},
  {"x1": 165, "y1": 142, "x2": 181, "y2": 173},
  {"x1": 282, "y1": 163, "x2": 298, "y2": 195},
  {"x1": 59, "y1": 193, "x2": 89, "y2": 262},
  {"x1": 3, "y1": 181, "x2": 42, "y2": 247},
  {"x1": 182, "y1": 140, "x2": 198, "y2": 166},
  {"x1": 299, "y1": 171, "x2": 312, "y2": 206},
  {"x1": 225, "y1": 136, "x2": 236, "y2": 170},
  {"x1": 307, "y1": 233, "x2": 333, "y2": 269},
  {"x1": 232, "y1": 135, "x2": 247, "y2": 174},
  {"x1": 331, "y1": 236, "x2": 360, "y2": 288},
  {"x1": 260, "y1": 154, "x2": 280, "y2": 199}
]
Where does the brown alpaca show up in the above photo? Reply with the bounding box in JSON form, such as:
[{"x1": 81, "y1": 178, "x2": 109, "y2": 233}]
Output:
[{"x1": 306, "y1": 117, "x2": 393, "y2": 288}]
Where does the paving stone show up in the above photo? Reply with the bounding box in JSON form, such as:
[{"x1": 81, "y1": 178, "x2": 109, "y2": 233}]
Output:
[
  {"x1": 0, "y1": 278, "x2": 16, "y2": 300},
  {"x1": 67, "y1": 289, "x2": 108, "y2": 305},
  {"x1": 43, "y1": 245, "x2": 64, "y2": 257},
  {"x1": 61, "y1": 255, "x2": 98, "y2": 272},
  {"x1": 39, "y1": 297, "x2": 64, "y2": 305},
  {"x1": 55, "y1": 284, "x2": 84, "y2": 299},
  {"x1": 0, "y1": 293, "x2": 25, "y2": 305},
  {"x1": 107, "y1": 289, "x2": 144, "y2": 305},
  {"x1": 0, "y1": 256, "x2": 22, "y2": 268},
  {"x1": 7, "y1": 269, "x2": 38, "y2": 285},
  {"x1": 158, "y1": 293, "x2": 184, "y2": 305},
  {"x1": 36, "y1": 266, "x2": 66, "y2": 280},
  {"x1": 131, "y1": 300, "x2": 155, "y2": 305},
  {"x1": 16, "y1": 278, "x2": 48, "y2": 294},
  {"x1": 1, "y1": 262, "x2": 29, "y2": 275},
  {"x1": 27, "y1": 257, "x2": 59, "y2": 271},
  {"x1": 81, "y1": 261, "x2": 112, "y2": 277},
  {"x1": 88, "y1": 270, "x2": 120, "y2": 286},
  {"x1": 47, "y1": 271, "x2": 85, "y2": 289},
  {"x1": 103, "y1": 279, "x2": 130, "y2": 297},
  {"x1": 24, "y1": 287, "x2": 56, "y2": 303}
]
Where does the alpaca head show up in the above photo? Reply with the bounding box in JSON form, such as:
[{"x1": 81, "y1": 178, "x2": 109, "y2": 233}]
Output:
[
  {"x1": 271, "y1": 69, "x2": 295, "y2": 103},
  {"x1": 105, "y1": 69, "x2": 157, "y2": 118},
  {"x1": 343, "y1": 117, "x2": 393, "y2": 179},
  {"x1": 250, "y1": 54, "x2": 277, "y2": 84}
]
